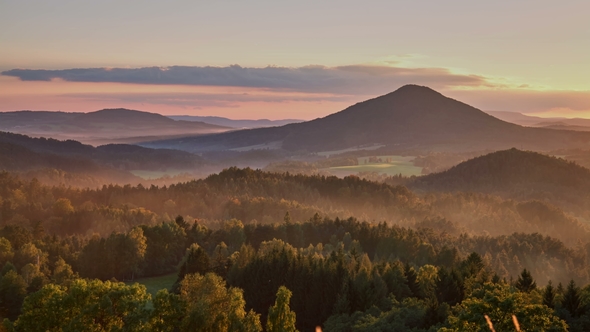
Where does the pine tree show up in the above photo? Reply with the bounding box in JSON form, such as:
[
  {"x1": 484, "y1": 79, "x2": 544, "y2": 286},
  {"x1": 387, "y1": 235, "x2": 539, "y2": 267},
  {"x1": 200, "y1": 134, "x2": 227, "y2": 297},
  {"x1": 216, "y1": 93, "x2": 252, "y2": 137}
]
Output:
[
  {"x1": 267, "y1": 286, "x2": 298, "y2": 332},
  {"x1": 556, "y1": 282, "x2": 564, "y2": 296},
  {"x1": 461, "y1": 252, "x2": 484, "y2": 278},
  {"x1": 543, "y1": 280, "x2": 556, "y2": 309},
  {"x1": 515, "y1": 268, "x2": 537, "y2": 293},
  {"x1": 436, "y1": 268, "x2": 464, "y2": 306},
  {"x1": 562, "y1": 280, "x2": 582, "y2": 317}
]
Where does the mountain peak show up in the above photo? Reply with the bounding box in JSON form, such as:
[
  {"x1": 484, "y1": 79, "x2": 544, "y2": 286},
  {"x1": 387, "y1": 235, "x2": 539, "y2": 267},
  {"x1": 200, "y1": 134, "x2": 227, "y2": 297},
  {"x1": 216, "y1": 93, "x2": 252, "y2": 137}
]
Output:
[
  {"x1": 396, "y1": 84, "x2": 436, "y2": 92},
  {"x1": 381, "y1": 84, "x2": 446, "y2": 101}
]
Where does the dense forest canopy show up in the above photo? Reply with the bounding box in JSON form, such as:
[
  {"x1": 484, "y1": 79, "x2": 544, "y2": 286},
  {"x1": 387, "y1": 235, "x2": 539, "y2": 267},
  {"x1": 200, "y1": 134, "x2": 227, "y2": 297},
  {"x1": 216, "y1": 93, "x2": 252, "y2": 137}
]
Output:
[{"x1": 1, "y1": 160, "x2": 590, "y2": 330}]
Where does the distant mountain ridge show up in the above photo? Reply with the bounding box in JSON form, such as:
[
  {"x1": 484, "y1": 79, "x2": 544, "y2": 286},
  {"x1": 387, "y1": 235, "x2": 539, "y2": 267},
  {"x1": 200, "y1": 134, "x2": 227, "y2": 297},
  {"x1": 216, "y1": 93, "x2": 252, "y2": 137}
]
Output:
[
  {"x1": 487, "y1": 111, "x2": 590, "y2": 130},
  {"x1": 168, "y1": 115, "x2": 303, "y2": 128},
  {"x1": 0, "y1": 108, "x2": 232, "y2": 145},
  {"x1": 142, "y1": 85, "x2": 590, "y2": 153}
]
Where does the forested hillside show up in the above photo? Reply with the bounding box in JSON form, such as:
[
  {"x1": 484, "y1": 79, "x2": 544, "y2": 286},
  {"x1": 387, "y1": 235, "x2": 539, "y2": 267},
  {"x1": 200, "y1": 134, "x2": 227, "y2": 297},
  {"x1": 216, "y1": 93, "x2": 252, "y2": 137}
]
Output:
[
  {"x1": 0, "y1": 131, "x2": 208, "y2": 187},
  {"x1": 1, "y1": 165, "x2": 590, "y2": 330},
  {"x1": 0, "y1": 131, "x2": 205, "y2": 171},
  {"x1": 412, "y1": 148, "x2": 590, "y2": 217}
]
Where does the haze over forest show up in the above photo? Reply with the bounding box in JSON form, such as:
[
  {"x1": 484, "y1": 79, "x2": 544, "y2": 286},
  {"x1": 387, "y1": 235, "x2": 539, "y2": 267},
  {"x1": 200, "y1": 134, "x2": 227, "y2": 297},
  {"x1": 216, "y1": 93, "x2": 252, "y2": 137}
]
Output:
[{"x1": 2, "y1": 1, "x2": 590, "y2": 331}]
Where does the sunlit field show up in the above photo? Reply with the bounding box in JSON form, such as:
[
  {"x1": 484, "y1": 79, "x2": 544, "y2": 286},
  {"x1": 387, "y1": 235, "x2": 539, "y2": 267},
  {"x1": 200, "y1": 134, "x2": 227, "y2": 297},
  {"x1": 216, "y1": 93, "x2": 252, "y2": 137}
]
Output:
[
  {"x1": 127, "y1": 273, "x2": 177, "y2": 298},
  {"x1": 327, "y1": 155, "x2": 423, "y2": 177}
]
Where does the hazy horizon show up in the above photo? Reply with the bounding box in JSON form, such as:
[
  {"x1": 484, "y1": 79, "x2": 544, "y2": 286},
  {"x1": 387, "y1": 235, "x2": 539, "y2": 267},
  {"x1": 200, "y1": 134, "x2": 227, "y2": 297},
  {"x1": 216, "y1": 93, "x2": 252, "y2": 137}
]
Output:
[{"x1": 2, "y1": 1, "x2": 590, "y2": 120}]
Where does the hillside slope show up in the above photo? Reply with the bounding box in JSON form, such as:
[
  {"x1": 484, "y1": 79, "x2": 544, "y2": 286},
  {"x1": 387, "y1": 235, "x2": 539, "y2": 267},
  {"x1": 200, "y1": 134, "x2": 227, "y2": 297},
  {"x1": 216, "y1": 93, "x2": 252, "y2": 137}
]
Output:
[
  {"x1": 0, "y1": 131, "x2": 205, "y2": 171},
  {"x1": 411, "y1": 148, "x2": 590, "y2": 216}
]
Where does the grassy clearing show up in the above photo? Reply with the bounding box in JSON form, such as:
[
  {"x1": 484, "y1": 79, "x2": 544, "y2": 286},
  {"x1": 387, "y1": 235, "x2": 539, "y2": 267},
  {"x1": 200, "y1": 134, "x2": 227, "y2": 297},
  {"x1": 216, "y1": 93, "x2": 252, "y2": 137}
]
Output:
[
  {"x1": 316, "y1": 144, "x2": 385, "y2": 157},
  {"x1": 127, "y1": 273, "x2": 177, "y2": 298},
  {"x1": 327, "y1": 155, "x2": 423, "y2": 177}
]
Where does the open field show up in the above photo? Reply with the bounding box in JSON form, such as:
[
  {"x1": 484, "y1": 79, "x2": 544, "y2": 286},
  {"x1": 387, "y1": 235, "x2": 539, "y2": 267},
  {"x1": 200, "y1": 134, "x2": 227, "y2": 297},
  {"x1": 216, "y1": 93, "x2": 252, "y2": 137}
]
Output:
[
  {"x1": 127, "y1": 273, "x2": 177, "y2": 298},
  {"x1": 316, "y1": 144, "x2": 385, "y2": 157},
  {"x1": 326, "y1": 155, "x2": 423, "y2": 177}
]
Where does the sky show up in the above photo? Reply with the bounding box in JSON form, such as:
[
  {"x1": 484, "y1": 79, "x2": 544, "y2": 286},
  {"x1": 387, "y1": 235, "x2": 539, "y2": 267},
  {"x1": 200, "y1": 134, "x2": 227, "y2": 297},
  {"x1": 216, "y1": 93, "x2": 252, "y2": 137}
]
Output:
[{"x1": 1, "y1": 0, "x2": 589, "y2": 120}]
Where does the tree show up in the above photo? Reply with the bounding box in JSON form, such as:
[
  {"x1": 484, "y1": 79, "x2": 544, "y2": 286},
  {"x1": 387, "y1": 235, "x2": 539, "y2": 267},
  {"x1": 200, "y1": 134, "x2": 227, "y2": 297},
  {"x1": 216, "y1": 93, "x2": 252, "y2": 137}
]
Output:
[
  {"x1": 0, "y1": 270, "x2": 27, "y2": 320},
  {"x1": 104, "y1": 227, "x2": 147, "y2": 280},
  {"x1": 12, "y1": 279, "x2": 151, "y2": 331},
  {"x1": 0, "y1": 238, "x2": 14, "y2": 268},
  {"x1": 13, "y1": 243, "x2": 45, "y2": 272},
  {"x1": 175, "y1": 215, "x2": 189, "y2": 230},
  {"x1": 436, "y1": 268, "x2": 463, "y2": 306},
  {"x1": 53, "y1": 198, "x2": 74, "y2": 217},
  {"x1": 31, "y1": 221, "x2": 45, "y2": 241},
  {"x1": 212, "y1": 242, "x2": 231, "y2": 277},
  {"x1": 0, "y1": 226, "x2": 31, "y2": 251},
  {"x1": 174, "y1": 243, "x2": 210, "y2": 290},
  {"x1": 179, "y1": 273, "x2": 262, "y2": 332},
  {"x1": 1, "y1": 262, "x2": 16, "y2": 276},
  {"x1": 515, "y1": 268, "x2": 537, "y2": 293},
  {"x1": 142, "y1": 222, "x2": 187, "y2": 276},
  {"x1": 382, "y1": 263, "x2": 412, "y2": 300},
  {"x1": 124, "y1": 227, "x2": 148, "y2": 281},
  {"x1": 150, "y1": 289, "x2": 184, "y2": 332},
  {"x1": 446, "y1": 282, "x2": 567, "y2": 331},
  {"x1": 461, "y1": 252, "x2": 484, "y2": 278},
  {"x1": 417, "y1": 264, "x2": 439, "y2": 300},
  {"x1": 267, "y1": 286, "x2": 298, "y2": 332},
  {"x1": 51, "y1": 257, "x2": 78, "y2": 286},
  {"x1": 562, "y1": 280, "x2": 582, "y2": 318},
  {"x1": 543, "y1": 280, "x2": 556, "y2": 309},
  {"x1": 404, "y1": 264, "x2": 420, "y2": 298}
]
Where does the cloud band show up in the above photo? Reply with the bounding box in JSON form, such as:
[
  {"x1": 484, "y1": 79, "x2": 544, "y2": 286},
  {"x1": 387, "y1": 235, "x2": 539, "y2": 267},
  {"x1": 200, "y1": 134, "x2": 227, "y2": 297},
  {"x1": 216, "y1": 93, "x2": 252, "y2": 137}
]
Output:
[{"x1": 2, "y1": 65, "x2": 489, "y2": 95}]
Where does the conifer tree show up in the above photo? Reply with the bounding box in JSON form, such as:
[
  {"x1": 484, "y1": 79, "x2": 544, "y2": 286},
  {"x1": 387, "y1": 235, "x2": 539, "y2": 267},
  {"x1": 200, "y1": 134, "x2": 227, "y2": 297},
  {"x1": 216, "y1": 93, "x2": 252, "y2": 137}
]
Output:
[
  {"x1": 562, "y1": 280, "x2": 582, "y2": 317},
  {"x1": 543, "y1": 280, "x2": 556, "y2": 309},
  {"x1": 515, "y1": 268, "x2": 537, "y2": 293},
  {"x1": 556, "y1": 282, "x2": 564, "y2": 296},
  {"x1": 436, "y1": 268, "x2": 464, "y2": 306},
  {"x1": 404, "y1": 263, "x2": 420, "y2": 298}
]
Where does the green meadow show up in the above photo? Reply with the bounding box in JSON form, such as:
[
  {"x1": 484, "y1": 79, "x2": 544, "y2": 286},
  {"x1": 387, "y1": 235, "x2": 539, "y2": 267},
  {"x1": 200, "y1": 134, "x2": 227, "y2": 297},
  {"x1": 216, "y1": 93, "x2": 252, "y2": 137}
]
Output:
[{"x1": 127, "y1": 273, "x2": 177, "y2": 299}]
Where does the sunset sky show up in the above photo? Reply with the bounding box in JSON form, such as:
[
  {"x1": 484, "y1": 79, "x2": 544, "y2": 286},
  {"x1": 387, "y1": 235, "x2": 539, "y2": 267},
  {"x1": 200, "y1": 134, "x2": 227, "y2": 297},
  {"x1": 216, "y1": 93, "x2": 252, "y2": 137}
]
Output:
[{"x1": 1, "y1": 0, "x2": 589, "y2": 120}]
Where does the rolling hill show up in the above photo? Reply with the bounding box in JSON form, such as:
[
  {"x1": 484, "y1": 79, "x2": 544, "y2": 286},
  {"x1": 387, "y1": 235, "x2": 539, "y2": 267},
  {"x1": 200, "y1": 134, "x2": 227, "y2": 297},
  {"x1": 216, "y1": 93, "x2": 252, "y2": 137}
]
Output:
[
  {"x1": 0, "y1": 131, "x2": 206, "y2": 172},
  {"x1": 411, "y1": 148, "x2": 590, "y2": 216},
  {"x1": 142, "y1": 85, "x2": 590, "y2": 153},
  {"x1": 413, "y1": 148, "x2": 590, "y2": 190},
  {"x1": 0, "y1": 108, "x2": 232, "y2": 145}
]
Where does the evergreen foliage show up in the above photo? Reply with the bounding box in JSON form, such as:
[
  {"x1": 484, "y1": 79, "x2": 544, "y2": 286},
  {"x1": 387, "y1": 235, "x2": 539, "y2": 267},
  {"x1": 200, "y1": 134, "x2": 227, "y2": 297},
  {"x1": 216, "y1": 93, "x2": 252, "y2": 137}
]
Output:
[{"x1": 516, "y1": 268, "x2": 537, "y2": 293}]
